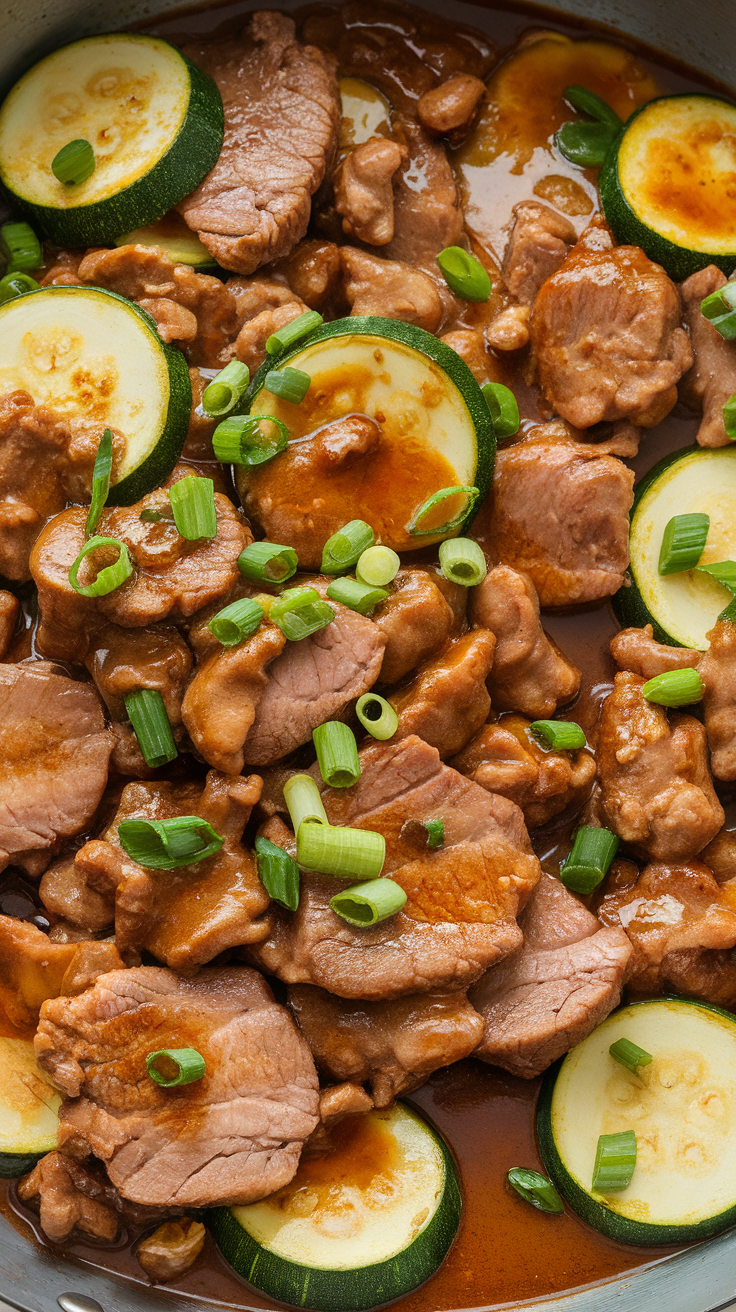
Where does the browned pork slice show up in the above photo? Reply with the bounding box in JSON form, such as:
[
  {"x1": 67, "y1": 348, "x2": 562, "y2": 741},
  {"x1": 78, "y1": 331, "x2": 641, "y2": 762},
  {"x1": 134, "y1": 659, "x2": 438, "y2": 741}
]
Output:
[
  {"x1": 179, "y1": 13, "x2": 340, "y2": 274},
  {"x1": 182, "y1": 623, "x2": 286, "y2": 775},
  {"x1": 334, "y1": 137, "x2": 407, "y2": 246},
  {"x1": 374, "y1": 566, "x2": 459, "y2": 686},
  {"x1": 341, "y1": 246, "x2": 443, "y2": 332},
  {"x1": 0, "y1": 663, "x2": 113, "y2": 875},
  {"x1": 502, "y1": 201, "x2": 576, "y2": 306},
  {"x1": 389, "y1": 630, "x2": 496, "y2": 758},
  {"x1": 679, "y1": 265, "x2": 736, "y2": 448},
  {"x1": 85, "y1": 622, "x2": 193, "y2": 730},
  {"x1": 0, "y1": 916, "x2": 123, "y2": 1033},
  {"x1": 470, "y1": 872, "x2": 632, "y2": 1078},
  {"x1": 234, "y1": 299, "x2": 309, "y2": 372},
  {"x1": 18, "y1": 1152, "x2": 120, "y2": 1243},
  {"x1": 35, "y1": 966, "x2": 320, "y2": 1208},
  {"x1": 289, "y1": 985, "x2": 484, "y2": 1106}
]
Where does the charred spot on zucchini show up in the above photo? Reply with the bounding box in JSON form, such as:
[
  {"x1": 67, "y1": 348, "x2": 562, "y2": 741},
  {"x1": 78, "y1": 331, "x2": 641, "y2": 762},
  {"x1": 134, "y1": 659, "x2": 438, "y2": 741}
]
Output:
[{"x1": 0, "y1": 1036, "x2": 61, "y2": 1178}]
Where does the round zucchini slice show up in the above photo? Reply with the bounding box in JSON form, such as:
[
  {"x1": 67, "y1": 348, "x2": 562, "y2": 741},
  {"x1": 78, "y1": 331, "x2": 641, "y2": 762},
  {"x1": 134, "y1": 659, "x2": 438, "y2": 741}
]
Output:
[
  {"x1": 115, "y1": 209, "x2": 218, "y2": 269},
  {"x1": 209, "y1": 1102, "x2": 461, "y2": 1311},
  {"x1": 0, "y1": 33, "x2": 223, "y2": 247},
  {"x1": 538, "y1": 998, "x2": 736, "y2": 1244},
  {"x1": 237, "y1": 316, "x2": 495, "y2": 565},
  {"x1": 0, "y1": 1036, "x2": 61, "y2": 1179},
  {"x1": 600, "y1": 94, "x2": 736, "y2": 280},
  {"x1": 0, "y1": 286, "x2": 191, "y2": 503},
  {"x1": 614, "y1": 444, "x2": 736, "y2": 649}
]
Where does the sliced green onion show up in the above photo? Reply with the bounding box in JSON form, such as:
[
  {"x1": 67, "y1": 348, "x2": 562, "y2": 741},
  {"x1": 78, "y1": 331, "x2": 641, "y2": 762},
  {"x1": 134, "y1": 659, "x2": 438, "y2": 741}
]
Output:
[
  {"x1": 559, "y1": 826, "x2": 619, "y2": 895},
  {"x1": 609, "y1": 1038, "x2": 653, "y2": 1074},
  {"x1": 297, "y1": 822, "x2": 386, "y2": 880},
  {"x1": 238, "y1": 540, "x2": 298, "y2": 584},
  {"x1": 642, "y1": 668, "x2": 704, "y2": 707},
  {"x1": 507, "y1": 1168, "x2": 564, "y2": 1215},
  {"x1": 270, "y1": 586, "x2": 335, "y2": 641},
  {"x1": 0, "y1": 272, "x2": 38, "y2": 303},
  {"x1": 118, "y1": 816, "x2": 223, "y2": 870},
  {"x1": 208, "y1": 596, "x2": 264, "y2": 646},
  {"x1": 212, "y1": 414, "x2": 289, "y2": 467},
  {"x1": 52, "y1": 137, "x2": 95, "y2": 185},
  {"x1": 326, "y1": 576, "x2": 388, "y2": 615},
  {"x1": 265, "y1": 310, "x2": 324, "y2": 356},
  {"x1": 556, "y1": 120, "x2": 617, "y2": 167},
  {"x1": 202, "y1": 361, "x2": 250, "y2": 417},
  {"x1": 563, "y1": 85, "x2": 623, "y2": 133},
  {"x1": 313, "y1": 721, "x2": 361, "y2": 789},
  {"x1": 321, "y1": 520, "x2": 375, "y2": 574},
  {"x1": 264, "y1": 365, "x2": 311, "y2": 404},
  {"x1": 658, "y1": 513, "x2": 709, "y2": 575},
  {"x1": 698, "y1": 560, "x2": 736, "y2": 592},
  {"x1": 356, "y1": 545, "x2": 400, "y2": 587},
  {"x1": 481, "y1": 382, "x2": 520, "y2": 439},
  {"x1": 592, "y1": 1130, "x2": 637, "y2": 1193},
  {"x1": 438, "y1": 537, "x2": 487, "y2": 587},
  {"x1": 330, "y1": 877, "x2": 406, "y2": 926},
  {"x1": 701, "y1": 282, "x2": 736, "y2": 340},
  {"x1": 355, "y1": 693, "x2": 398, "y2": 741},
  {"x1": 530, "y1": 720, "x2": 586, "y2": 751},
  {"x1": 169, "y1": 476, "x2": 217, "y2": 541},
  {"x1": 85, "y1": 428, "x2": 113, "y2": 538},
  {"x1": 68, "y1": 535, "x2": 134, "y2": 597},
  {"x1": 255, "y1": 835, "x2": 300, "y2": 911},
  {"x1": 0, "y1": 221, "x2": 41, "y2": 273},
  {"x1": 436, "y1": 246, "x2": 491, "y2": 302},
  {"x1": 406, "y1": 486, "x2": 479, "y2": 537},
  {"x1": 124, "y1": 689, "x2": 178, "y2": 768},
  {"x1": 139, "y1": 506, "x2": 173, "y2": 524},
  {"x1": 424, "y1": 819, "x2": 444, "y2": 849},
  {"x1": 283, "y1": 773, "x2": 328, "y2": 833},
  {"x1": 146, "y1": 1048, "x2": 205, "y2": 1088},
  {"x1": 723, "y1": 394, "x2": 736, "y2": 440}
]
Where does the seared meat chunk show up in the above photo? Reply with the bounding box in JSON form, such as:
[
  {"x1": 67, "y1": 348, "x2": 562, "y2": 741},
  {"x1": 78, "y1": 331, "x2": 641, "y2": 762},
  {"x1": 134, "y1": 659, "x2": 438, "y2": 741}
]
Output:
[
  {"x1": 470, "y1": 872, "x2": 632, "y2": 1078},
  {"x1": 40, "y1": 851, "x2": 115, "y2": 935},
  {"x1": 18, "y1": 1152, "x2": 119, "y2": 1243},
  {"x1": 502, "y1": 201, "x2": 576, "y2": 306},
  {"x1": 341, "y1": 246, "x2": 442, "y2": 332},
  {"x1": 234, "y1": 300, "x2": 308, "y2": 372},
  {"x1": 485, "y1": 304, "x2": 531, "y2": 353},
  {"x1": 0, "y1": 916, "x2": 123, "y2": 1032},
  {"x1": 85, "y1": 622, "x2": 192, "y2": 729},
  {"x1": 290, "y1": 985, "x2": 484, "y2": 1105},
  {"x1": 281, "y1": 239, "x2": 342, "y2": 310},
  {"x1": 182, "y1": 623, "x2": 286, "y2": 775},
  {"x1": 452, "y1": 714, "x2": 595, "y2": 828},
  {"x1": 0, "y1": 663, "x2": 112, "y2": 875},
  {"x1": 384, "y1": 119, "x2": 463, "y2": 278},
  {"x1": 317, "y1": 1083, "x2": 374, "y2": 1128},
  {"x1": 137, "y1": 1218, "x2": 206, "y2": 1283},
  {"x1": 0, "y1": 589, "x2": 19, "y2": 658},
  {"x1": 389, "y1": 630, "x2": 496, "y2": 758},
  {"x1": 35, "y1": 966, "x2": 320, "y2": 1208},
  {"x1": 374, "y1": 566, "x2": 457, "y2": 685},
  {"x1": 470, "y1": 565, "x2": 580, "y2": 716},
  {"x1": 180, "y1": 13, "x2": 340, "y2": 274},
  {"x1": 680, "y1": 266, "x2": 736, "y2": 448},
  {"x1": 334, "y1": 138, "x2": 407, "y2": 246},
  {"x1": 417, "y1": 74, "x2": 486, "y2": 145},
  {"x1": 597, "y1": 671, "x2": 723, "y2": 861}
]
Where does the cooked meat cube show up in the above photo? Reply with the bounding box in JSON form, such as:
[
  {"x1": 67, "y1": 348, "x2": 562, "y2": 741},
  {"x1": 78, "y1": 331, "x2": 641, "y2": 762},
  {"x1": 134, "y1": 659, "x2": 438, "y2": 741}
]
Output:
[
  {"x1": 226, "y1": 273, "x2": 301, "y2": 327},
  {"x1": 179, "y1": 13, "x2": 340, "y2": 275},
  {"x1": 234, "y1": 300, "x2": 309, "y2": 372},
  {"x1": 137, "y1": 1218, "x2": 206, "y2": 1283},
  {"x1": 0, "y1": 915, "x2": 123, "y2": 1032},
  {"x1": 182, "y1": 623, "x2": 286, "y2": 775},
  {"x1": 374, "y1": 566, "x2": 458, "y2": 685},
  {"x1": 470, "y1": 872, "x2": 632, "y2": 1078},
  {"x1": 469, "y1": 565, "x2": 581, "y2": 716},
  {"x1": 334, "y1": 138, "x2": 407, "y2": 246},
  {"x1": 40, "y1": 851, "x2": 115, "y2": 935},
  {"x1": 451, "y1": 713, "x2": 595, "y2": 828},
  {"x1": 0, "y1": 663, "x2": 113, "y2": 875},
  {"x1": 389, "y1": 630, "x2": 496, "y2": 757},
  {"x1": 85, "y1": 622, "x2": 192, "y2": 730},
  {"x1": 18, "y1": 1152, "x2": 119, "y2": 1243},
  {"x1": 609, "y1": 624, "x2": 701, "y2": 680},
  {"x1": 531, "y1": 227, "x2": 693, "y2": 428},
  {"x1": 383, "y1": 119, "x2": 463, "y2": 279},
  {"x1": 680, "y1": 265, "x2": 736, "y2": 448},
  {"x1": 474, "y1": 424, "x2": 634, "y2": 606},
  {"x1": 340, "y1": 246, "x2": 442, "y2": 332},
  {"x1": 289, "y1": 985, "x2": 484, "y2": 1106},
  {"x1": 439, "y1": 328, "x2": 498, "y2": 385},
  {"x1": 0, "y1": 589, "x2": 19, "y2": 658},
  {"x1": 417, "y1": 74, "x2": 486, "y2": 144},
  {"x1": 597, "y1": 671, "x2": 724, "y2": 861},
  {"x1": 318, "y1": 1082, "x2": 374, "y2": 1124},
  {"x1": 35, "y1": 965, "x2": 320, "y2": 1208},
  {"x1": 701, "y1": 827, "x2": 736, "y2": 883},
  {"x1": 501, "y1": 201, "x2": 576, "y2": 306},
  {"x1": 484, "y1": 304, "x2": 531, "y2": 352},
  {"x1": 280, "y1": 239, "x2": 342, "y2": 310},
  {"x1": 249, "y1": 735, "x2": 540, "y2": 998}
]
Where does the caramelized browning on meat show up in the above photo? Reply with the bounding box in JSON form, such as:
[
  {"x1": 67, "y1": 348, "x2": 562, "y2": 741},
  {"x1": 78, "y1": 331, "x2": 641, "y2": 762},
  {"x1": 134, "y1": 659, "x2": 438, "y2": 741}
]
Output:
[
  {"x1": 182, "y1": 623, "x2": 286, "y2": 775},
  {"x1": 374, "y1": 566, "x2": 457, "y2": 685},
  {"x1": 0, "y1": 916, "x2": 123, "y2": 1034},
  {"x1": 502, "y1": 201, "x2": 576, "y2": 306},
  {"x1": 679, "y1": 265, "x2": 736, "y2": 448},
  {"x1": 389, "y1": 629, "x2": 496, "y2": 757}
]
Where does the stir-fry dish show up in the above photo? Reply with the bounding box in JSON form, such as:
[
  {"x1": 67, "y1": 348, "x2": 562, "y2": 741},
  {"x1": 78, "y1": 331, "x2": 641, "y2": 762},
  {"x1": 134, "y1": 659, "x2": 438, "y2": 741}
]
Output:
[{"x1": 1, "y1": 3, "x2": 736, "y2": 1308}]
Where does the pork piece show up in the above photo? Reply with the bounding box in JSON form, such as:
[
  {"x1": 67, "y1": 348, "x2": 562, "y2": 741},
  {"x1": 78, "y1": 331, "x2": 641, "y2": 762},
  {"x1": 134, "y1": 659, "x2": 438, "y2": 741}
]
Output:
[
  {"x1": 182, "y1": 623, "x2": 286, "y2": 775},
  {"x1": 40, "y1": 852, "x2": 115, "y2": 935},
  {"x1": 226, "y1": 273, "x2": 300, "y2": 326},
  {"x1": 597, "y1": 671, "x2": 724, "y2": 861},
  {"x1": 0, "y1": 590, "x2": 19, "y2": 658},
  {"x1": 137, "y1": 1218, "x2": 206, "y2": 1283},
  {"x1": 374, "y1": 566, "x2": 456, "y2": 685},
  {"x1": 452, "y1": 714, "x2": 595, "y2": 829},
  {"x1": 440, "y1": 328, "x2": 498, "y2": 385},
  {"x1": 485, "y1": 304, "x2": 531, "y2": 353},
  {"x1": 0, "y1": 916, "x2": 123, "y2": 1033},
  {"x1": 417, "y1": 74, "x2": 486, "y2": 146},
  {"x1": 502, "y1": 201, "x2": 576, "y2": 306},
  {"x1": 290, "y1": 985, "x2": 484, "y2": 1105},
  {"x1": 475, "y1": 424, "x2": 634, "y2": 606},
  {"x1": 389, "y1": 630, "x2": 496, "y2": 758},
  {"x1": 179, "y1": 13, "x2": 340, "y2": 274},
  {"x1": 0, "y1": 663, "x2": 112, "y2": 875},
  {"x1": 470, "y1": 565, "x2": 580, "y2": 716},
  {"x1": 702, "y1": 827, "x2": 736, "y2": 884},
  {"x1": 340, "y1": 246, "x2": 442, "y2": 333},
  {"x1": 334, "y1": 138, "x2": 407, "y2": 246},
  {"x1": 85, "y1": 622, "x2": 192, "y2": 729},
  {"x1": 470, "y1": 872, "x2": 632, "y2": 1078},
  {"x1": 598, "y1": 860, "x2": 736, "y2": 1004},
  {"x1": 531, "y1": 228, "x2": 693, "y2": 428},
  {"x1": 679, "y1": 266, "x2": 736, "y2": 448},
  {"x1": 234, "y1": 300, "x2": 309, "y2": 372},
  {"x1": 18, "y1": 1152, "x2": 119, "y2": 1243},
  {"x1": 35, "y1": 966, "x2": 320, "y2": 1207},
  {"x1": 249, "y1": 735, "x2": 540, "y2": 999},
  {"x1": 383, "y1": 119, "x2": 463, "y2": 277},
  {"x1": 281, "y1": 239, "x2": 342, "y2": 310},
  {"x1": 318, "y1": 1082, "x2": 374, "y2": 1125}
]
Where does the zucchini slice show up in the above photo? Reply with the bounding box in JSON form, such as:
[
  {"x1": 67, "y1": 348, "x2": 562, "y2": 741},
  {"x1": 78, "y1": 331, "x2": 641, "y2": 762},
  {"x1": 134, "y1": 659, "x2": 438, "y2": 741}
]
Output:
[
  {"x1": 538, "y1": 998, "x2": 736, "y2": 1244},
  {"x1": 614, "y1": 444, "x2": 736, "y2": 649},
  {"x1": 238, "y1": 316, "x2": 495, "y2": 563},
  {"x1": 115, "y1": 209, "x2": 218, "y2": 269},
  {"x1": 600, "y1": 94, "x2": 736, "y2": 280},
  {"x1": 0, "y1": 1036, "x2": 61, "y2": 1179},
  {"x1": 209, "y1": 1102, "x2": 461, "y2": 1311},
  {"x1": 0, "y1": 34, "x2": 223, "y2": 247},
  {"x1": 0, "y1": 286, "x2": 191, "y2": 504}
]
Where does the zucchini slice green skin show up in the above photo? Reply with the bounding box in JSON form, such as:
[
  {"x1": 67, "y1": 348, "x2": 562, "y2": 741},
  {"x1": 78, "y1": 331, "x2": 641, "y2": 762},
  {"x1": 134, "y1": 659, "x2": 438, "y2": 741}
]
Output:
[{"x1": 0, "y1": 1151, "x2": 45, "y2": 1180}]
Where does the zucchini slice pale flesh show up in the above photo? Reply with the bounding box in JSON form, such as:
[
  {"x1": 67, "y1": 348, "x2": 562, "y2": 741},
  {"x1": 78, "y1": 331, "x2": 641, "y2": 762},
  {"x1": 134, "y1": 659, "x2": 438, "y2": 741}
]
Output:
[
  {"x1": 0, "y1": 286, "x2": 191, "y2": 504},
  {"x1": 0, "y1": 34, "x2": 224, "y2": 246},
  {"x1": 209, "y1": 1102, "x2": 461, "y2": 1311},
  {"x1": 115, "y1": 209, "x2": 218, "y2": 269},
  {"x1": 538, "y1": 998, "x2": 736, "y2": 1244},
  {"x1": 600, "y1": 94, "x2": 736, "y2": 280},
  {"x1": 614, "y1": 444, "x2": 736, "y2": 649},
  {"x1": 0, "y1": 1036, "x2": 61, "y2": 1179}
]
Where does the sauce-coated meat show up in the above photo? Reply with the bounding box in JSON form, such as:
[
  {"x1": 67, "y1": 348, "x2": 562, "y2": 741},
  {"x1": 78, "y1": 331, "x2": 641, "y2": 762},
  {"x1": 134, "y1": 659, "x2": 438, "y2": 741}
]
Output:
[
  {"x1": 389, "y1": 629, "x2": 496, "y2": 757},
  {"x1": 679, "y1": 265, "x2": 736, "y2": 448}
]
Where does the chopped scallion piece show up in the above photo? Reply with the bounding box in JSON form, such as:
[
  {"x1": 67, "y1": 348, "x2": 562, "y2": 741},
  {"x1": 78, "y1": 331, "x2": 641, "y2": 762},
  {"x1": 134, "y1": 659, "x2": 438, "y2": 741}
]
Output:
[
  {"x1": 118, "y1": 815, "x2": 223, "y2": 870},
  {"x1": 265, "y1": 310, "x2": 324, "y2": 356},
  {"x1": 313, "y1": 721, "x2": 361, "y2": 788},
  {"x1": 255, "y1": 835, "x2": 300, "y2": 911},
  {"x1": 530, "y1": 720, "x2": 586, "y2": 751},
  {"x1": 424, "y1": 819, "x2": 444, "y2": 849},
  {"x1": 563, "y1": 85, "x2": 623, "y2": 133},
  {"x1": 438, "y1": 537, "x2": 487, "y2": 587},
  {"x1": 356, "y1": 545, "x2": 400, "y2": 588},
  {"x1": 212, "y1": 413, "x2": 289, "y2": 467},
  {"x1": 556, "y1": 120, "x2": 616, "y2": 166},
  {"x1": 481, "y1": 382, "x2": 520, "y2": 439},
  {"x1": 698, "y1": 560, "x2": 736, "y2": 593},
  {"x1": 321, "y1": 520, "x2": 375, "y2": 574},
  {"x1": 202, "y1": 361, "x2": 250, "y2": 417},
  {"x1": 723, "y1": 393, "x2": 736, "y2": 440},
  {"x1": 169, "y1": 476, "x2": 217, "y2": 541},
  {"x1": 146, "y1": 1048, "x2": 205, "y2": 1087},
  {"x1": 642, "y1": 667, "x2": 704, "y2": 707},
  {"x1": 436, "y1": 246, "x2": 491, "y2": 302},
  {"x1": 592, "y1": 1130, "x2": 637, "y2": 1193},
  {"x1": 124, "y1": 689, "x2": 178, "y2": 768},
  {"x1": 406, "y1": 485, "x2": 479, "y2": 537},
  {"x1": 701, "y1": 282, "x2": 736, "y2": 340},
  {"x1": 507, "y1": 1167, "x2": 564, "y2": 1215},
  {"x1": 283, "y1": 773, "x2": 328, "y2": 834},
  {"x1": 208, "y1": 596, "x2": 264, "y2": 646},
  {"x1": 0, "y1": 221, "x2": 41, "y2": 273},
  {"x1": 264, "y1": 365, "x2": 311, "y2": 404},
  {"x1": 355, "y1": 693, "x2": 398, "y2": 741},
  {"x1": 52, "y1": 137, "x2": 95, "y2": 185},
  {"x1": 325, "y1": 576, "x2": 388, "y2": 615},
  {"x1": 330, "y1": 877, "x2": 406, "y2": 926},
  {"x1": 559, "y1": 825, "x2": 619, "y2": 895},
  {"x1": 658, "y1": 512, "x2": 709, "y2": 575},
  {"x1": 0, "y1": 272, "x2": 37, "y2": 303},
  {"x1": 609, "y1": 1037, "x2": 653, "y2": 1074},
  {"x1": 297, "y1": 821, "x2": 386, "y2": 880},
  {"x1": 238, "y1": 540, "x2": 298, "y2": 584},
  {"x1": 68, "y1": 535, "x2": 134, "y2": 597},
  {"x1": 85, "y1": 428, "x2": 113, "y2": 538},
  {"x1": 270, "y1": 586, "x2": 335, "y2": 641}
]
